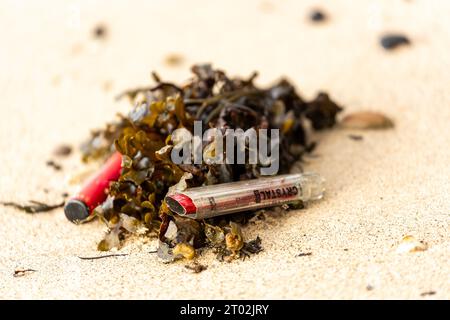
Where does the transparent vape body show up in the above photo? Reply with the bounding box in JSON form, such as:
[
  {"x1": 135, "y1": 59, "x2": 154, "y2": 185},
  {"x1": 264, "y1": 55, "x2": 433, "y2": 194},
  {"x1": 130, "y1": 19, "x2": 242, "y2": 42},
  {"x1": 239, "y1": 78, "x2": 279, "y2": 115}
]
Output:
[{"x1": 166, "y1": 172, "x2": 325, "y2": 219}]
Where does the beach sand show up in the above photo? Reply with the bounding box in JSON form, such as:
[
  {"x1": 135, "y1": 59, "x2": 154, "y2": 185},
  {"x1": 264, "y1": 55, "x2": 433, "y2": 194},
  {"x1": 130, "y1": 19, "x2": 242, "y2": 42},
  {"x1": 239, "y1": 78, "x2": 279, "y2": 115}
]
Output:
[{"x1": 0, "y1": 0, "x2": 448, "y2": 299}]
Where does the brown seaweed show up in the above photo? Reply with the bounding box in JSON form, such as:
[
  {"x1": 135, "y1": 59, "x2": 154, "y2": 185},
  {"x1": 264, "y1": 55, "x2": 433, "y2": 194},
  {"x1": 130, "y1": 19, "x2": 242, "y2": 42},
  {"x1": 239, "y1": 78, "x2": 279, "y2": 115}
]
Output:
[
  {"x1": 79, "y1": 64, "x2": 342, "y2": 260},
  {"x1": 185, "y1": 262, "x2": 208, "y2": 273},
  {"x1": 13, "y1": 269, "x2": 37, "y2": 277},
  {"x1": 46, "y1": 160, "x2": 62, "y2": 171}
]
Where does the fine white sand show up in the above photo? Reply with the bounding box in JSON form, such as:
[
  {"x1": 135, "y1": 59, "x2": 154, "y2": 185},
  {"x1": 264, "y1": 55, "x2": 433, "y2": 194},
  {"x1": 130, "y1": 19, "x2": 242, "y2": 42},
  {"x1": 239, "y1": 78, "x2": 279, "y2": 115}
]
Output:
[{"x1": 0, "y1": 0, "x2": 448, "y2": 299}]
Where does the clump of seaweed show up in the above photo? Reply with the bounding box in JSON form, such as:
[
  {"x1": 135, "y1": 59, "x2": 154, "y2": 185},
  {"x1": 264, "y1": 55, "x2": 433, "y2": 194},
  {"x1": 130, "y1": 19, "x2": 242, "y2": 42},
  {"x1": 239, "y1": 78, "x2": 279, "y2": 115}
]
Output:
[{"x1": 81, "y1": 64, "x2": 342, "y2": 261}]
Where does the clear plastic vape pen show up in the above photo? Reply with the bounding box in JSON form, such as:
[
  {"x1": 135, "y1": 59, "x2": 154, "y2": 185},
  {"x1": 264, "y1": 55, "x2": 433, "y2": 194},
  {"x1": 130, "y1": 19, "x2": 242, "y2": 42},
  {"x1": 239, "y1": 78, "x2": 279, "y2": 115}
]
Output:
[{"x1": 165, "y1": 172, "x2": 325, "y2": 219}]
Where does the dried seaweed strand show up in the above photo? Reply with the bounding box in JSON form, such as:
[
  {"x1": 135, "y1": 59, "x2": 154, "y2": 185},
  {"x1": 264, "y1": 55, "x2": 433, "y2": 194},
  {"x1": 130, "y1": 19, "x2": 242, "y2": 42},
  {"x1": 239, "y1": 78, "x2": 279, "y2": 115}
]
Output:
[
  {"x1": 1, "y1": 200, "x2": 65, "y2": 213},
  {"x1": 78, "y1": 253, "x2": 129, "y2": 260}
]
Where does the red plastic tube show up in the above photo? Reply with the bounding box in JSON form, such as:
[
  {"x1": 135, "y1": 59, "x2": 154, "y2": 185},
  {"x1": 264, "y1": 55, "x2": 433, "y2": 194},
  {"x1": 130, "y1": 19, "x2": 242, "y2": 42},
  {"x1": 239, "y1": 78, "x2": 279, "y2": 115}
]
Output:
[{"x1": 64, "y1": 152, "x2": 122, "y2": 222}]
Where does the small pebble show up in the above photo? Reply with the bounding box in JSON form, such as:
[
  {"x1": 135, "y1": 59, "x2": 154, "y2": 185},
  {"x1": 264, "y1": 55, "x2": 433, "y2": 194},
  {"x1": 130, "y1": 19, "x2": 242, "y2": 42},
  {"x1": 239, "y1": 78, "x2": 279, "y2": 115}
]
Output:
[
  {"x1": 396, "y1": 235, "x2": 428, "y2": 253},
  {"x1": 53, "y1": 144, "x2": 72, "y2": 157},
  {"x1": 93, "y1": 24, "x2": 107, "y2": 39},
  {"x1": 380, "y1": 34, "x2": 410, "y2": 50},
  {"x1": 341, "y1": 111, "x2": 394, "y2": 130},
  {"x1": 310, "y1": 9, "x2": 327, "y2": 22},
  {"x1": 259, "y1": 1, "x2": 275, "y2": 13},
  {"x1": 348, "y1": 134, "x2": 363, "y2": 141},
  {"x1": 46, "y1": 160, "x2": 62, "y2": 171},
  {"x1": 164, "y1": 53, "x2": 184, "y2": 67},
  {"x1": 102, "y1": 80, "x2": 113, "y2": 92}
]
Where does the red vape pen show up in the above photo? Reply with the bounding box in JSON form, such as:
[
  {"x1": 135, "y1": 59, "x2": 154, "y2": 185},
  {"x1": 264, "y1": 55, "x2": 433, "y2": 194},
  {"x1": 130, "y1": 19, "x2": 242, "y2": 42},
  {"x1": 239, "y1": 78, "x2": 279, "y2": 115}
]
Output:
[{"x1": 64, "y1": 152, "x2": 122, "y2": 222}]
